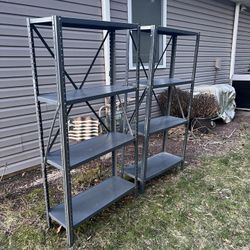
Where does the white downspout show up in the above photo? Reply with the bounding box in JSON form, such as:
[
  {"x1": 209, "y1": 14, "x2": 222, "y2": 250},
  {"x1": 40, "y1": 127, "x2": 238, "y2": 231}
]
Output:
[
  {"x1": 101, "y1": 0, "x2": 111, "y2": 112},
  {"x1": 229, "y1": 2, "x2": 240, "y2": 83},
  {"x1": 101, "y1": 0, "x2": 111, "y2": 87}
]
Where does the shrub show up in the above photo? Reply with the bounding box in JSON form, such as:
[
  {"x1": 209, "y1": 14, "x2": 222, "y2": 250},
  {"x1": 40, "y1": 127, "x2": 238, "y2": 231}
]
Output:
[{"x1": 158, "y1": 88, "x2": 219, "y2": 119}]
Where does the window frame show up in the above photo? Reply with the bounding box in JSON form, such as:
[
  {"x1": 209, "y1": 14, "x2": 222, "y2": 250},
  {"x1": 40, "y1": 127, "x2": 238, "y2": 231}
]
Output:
[{"x1": 128, "y1": 0, "x2": 167, "y2": 70}]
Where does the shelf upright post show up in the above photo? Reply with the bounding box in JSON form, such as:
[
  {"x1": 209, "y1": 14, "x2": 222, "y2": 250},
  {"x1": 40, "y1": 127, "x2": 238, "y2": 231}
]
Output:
[
  {"x1": 121, "y1": 30, "x2": 130, "y2": 178},
  {"x1": 182, "y1": 33, "x2": 200, "y2": 164},
  {"x1": 140, "y1": 25, "x2": 157, "y2": 192},
  {"x1": 52, "y1": 16, "x2": 74, "y2": 246},
  {"x1": 110, "y1": 30, "x2": 117, "y2": 176},
  {"x1": 162, "y1": 35, "x2": 177, "y2": 152},
  {"x1": 26, "y1": 18, "x2": 51, "y2": 228},
  {"x1": 134, "y1": 25, "x2": 140, "y2": 190}
]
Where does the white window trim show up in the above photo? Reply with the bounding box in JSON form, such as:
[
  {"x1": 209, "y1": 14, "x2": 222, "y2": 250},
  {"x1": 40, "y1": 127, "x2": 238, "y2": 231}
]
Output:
[{"x1": 128, "y1": 0, "x2": 167, "y2": 70}]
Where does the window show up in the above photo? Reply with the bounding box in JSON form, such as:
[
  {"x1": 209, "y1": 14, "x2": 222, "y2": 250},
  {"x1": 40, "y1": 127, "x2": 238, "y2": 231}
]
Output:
[{"x1": 128, "y1": 0, "x2": 167, "y2": 69}]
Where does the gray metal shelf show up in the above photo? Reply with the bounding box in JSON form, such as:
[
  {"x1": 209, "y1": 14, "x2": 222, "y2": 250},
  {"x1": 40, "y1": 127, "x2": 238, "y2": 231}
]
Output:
[
  {"x1": 157, "y1": 26, "x2": 198, "y2": 36},
  {"x1": 47, "y1": 132, "x2": 134, "y2": 170},
  {"x1": 30, "y1": 16, "x2": 138, "y2": 30},
  {"x1": 140, "y1": 77, "x2": 193, "y2": 89},
  {"x1": 138, "y1": 116, "x2": 187, "y2": 136},
  {"x1": 134, "y1": 25, "x2": 200, "y2": 192},
  {"x1": 124, "y1": 152, "x2": 182, "y2": 181},
  {"x1": 141, "y1": 25, "x2": 198, "y2": 36},
  {"x1": 38, "y1": 85, "x2": 136, "y2": 105},
  {"x1": 27, "y1": 15, "x2": 140, "y2": 246},
  {"x1": 49, "y1": 176, "x2": 135, "y2": 228}
]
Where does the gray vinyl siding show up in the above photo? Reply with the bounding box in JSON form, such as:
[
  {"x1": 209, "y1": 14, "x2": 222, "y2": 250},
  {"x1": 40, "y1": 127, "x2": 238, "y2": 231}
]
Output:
[
  {"x1": 167, "y1": 0, "x2": 234, "y2": 85},
  {"x1": 110, "y1": 0, "x2": 235, "y2": 120},
  {"x1": 0, "y1": 0, "x2": 105, "y2": 175},
  {"x1": 1, "y1": 0, "x2": 248, "y2": 176},
  {"x1": 235, "y1": 9, "x2": 250, "y2": 74}
]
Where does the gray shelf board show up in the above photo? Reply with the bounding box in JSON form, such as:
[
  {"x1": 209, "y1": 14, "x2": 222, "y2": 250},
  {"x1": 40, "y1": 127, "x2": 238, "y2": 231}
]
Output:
[
  {"x1": 157, "y1": 26, "x2": 198, "y2": 36},
  {"x1": 138, "y1": 116, "x2": 187, "y2": 136},
  {"x1": 140, "y1": 25, "x2": 198, "y2": 36},
  {"x1": 38, "y1": 85, "x2": 136, "y2": 105},
  {"x1": 47, "y1": 132, "x2": 134, "y2": 170},
  {"x1": 124, "y1": 152, "x2": 182, "y2": 182},
  {"x1": 140, "y1": 78, "x2": 193, "y2": 88},
  {"x1": 30, "y1": 16, "x2": 138, "y2": 30},
  {"x1": 61, "y1": 17, "x2": 138, "y2": 30},
  {"x1": 49, "y1": 176, "x2": 135, "y2": 228}
]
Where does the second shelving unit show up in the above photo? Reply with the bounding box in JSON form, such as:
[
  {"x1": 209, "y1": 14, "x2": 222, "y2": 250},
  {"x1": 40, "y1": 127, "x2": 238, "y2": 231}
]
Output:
[{"x1": 124, "y1": 25, "x2": 200, "y2": 191}]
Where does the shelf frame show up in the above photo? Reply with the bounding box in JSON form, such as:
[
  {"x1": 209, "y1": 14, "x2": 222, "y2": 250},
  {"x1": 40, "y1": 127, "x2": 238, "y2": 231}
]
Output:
[
  {"x1": 27, "y1": 15, "x2": 140, "y2": 246},
  {"x1": 27, "y1": 18, "x2": 52, "y2": 228},
  {"x1": 127, "y1": 25, "x2": 200, "y2": 192},
  {"x1": 53, "y1": 16, "x2": 74, "y2": 244}
]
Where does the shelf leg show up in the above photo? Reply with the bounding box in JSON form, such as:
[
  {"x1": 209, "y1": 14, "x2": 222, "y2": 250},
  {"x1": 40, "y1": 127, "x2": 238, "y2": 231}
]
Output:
[
  {"x1": 42, "y1": 162, "x2": 51, "y2": 227},
  {"x1": 66, "y1": 220, "x2": 74, "y2": 247},
  {"x1": 181, "y1": 123, "x2": 189, "y2": 168},
  {"x1": 121, "y1": 30, "x2": 130, "y2": 178},
  {"x1": 109, "y1": 31, "x2": 117, "y2": 176},
  {"x1": 26, "y1": 19, "x2": 52, "y2": 228},
  {"x1": 52, "y1": 16, "x2": 74, "y2": 246},
  {"x1": 181, "y1": 34, "x2": 200, "y2": 168},
  {"x1": 162, "y1": 35, "x2": 177, "y2": 152},
  {"x1": 140, "y1": 26, "x2": 157, "y2": 192},
  {"x1": 162, "y1": 129, "x2": 168, "y2": 152},
  {"x1": 132, "y1": 26, "x2": 140, "y2": 192}
]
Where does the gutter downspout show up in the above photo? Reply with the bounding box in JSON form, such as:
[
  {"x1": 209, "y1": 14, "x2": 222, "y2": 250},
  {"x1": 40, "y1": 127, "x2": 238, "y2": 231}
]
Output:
[
  {"x1": 229, "y1": 2, "x2": 240, "y2": 83},
  {"x1": 101, "y1": 0, "x2": 111, "y2": 115},
  {"x1": 101, "y1": 0, "x2": 111, "y2": 85}
]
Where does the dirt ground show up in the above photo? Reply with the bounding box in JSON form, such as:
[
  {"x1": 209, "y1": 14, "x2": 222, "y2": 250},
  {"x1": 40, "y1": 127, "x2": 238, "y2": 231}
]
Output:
[{"x1": 1, "y1": 111, "x2": 250, "y2": 204}]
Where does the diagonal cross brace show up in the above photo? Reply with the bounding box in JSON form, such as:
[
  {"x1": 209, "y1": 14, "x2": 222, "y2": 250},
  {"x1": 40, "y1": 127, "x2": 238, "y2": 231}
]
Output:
[
  {"x1": 33, "y1": 25, "x2": 111, "y2": 153},
  {"x1": 44, "y1": 104, "x2": 60, "y2": 160},
  {"x1": 79, "y1": 31, "x2": 110, "y2": 88},
  {"x1": 173, "y1": 86, "x2": 185, "y2": 118},
  {"x1": 117, "y1": 95, "x2": 133, "y2": 135},
  {"x1": 154, "y1": 36, "x2": 173, "y2": 72},
  {"x1": 33, "y1": 25, "x2": 78, "y2": 89},
  {"x1": 129, "y1": 31, "x2": 148, "y2": 79}
]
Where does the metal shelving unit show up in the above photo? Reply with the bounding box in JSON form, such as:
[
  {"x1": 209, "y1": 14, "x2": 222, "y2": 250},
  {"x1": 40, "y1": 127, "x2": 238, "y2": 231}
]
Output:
[
  {"x1": 124, "y1": 25, "x2": 200, "y2": 191},
  {"x1": 27, "y1": 16, "x2": 140, "y2": 246}
]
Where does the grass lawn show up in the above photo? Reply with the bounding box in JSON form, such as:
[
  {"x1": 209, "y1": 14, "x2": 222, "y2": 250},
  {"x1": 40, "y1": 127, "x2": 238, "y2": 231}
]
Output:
[{"x1": 0, "y1": 129, "x2": 249, "y2": 249}]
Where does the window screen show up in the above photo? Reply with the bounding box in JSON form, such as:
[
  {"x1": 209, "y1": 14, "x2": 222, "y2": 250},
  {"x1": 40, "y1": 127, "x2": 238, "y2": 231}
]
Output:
[{"x1": 131, "y1": 0, "x2": 163, "y2": 66}]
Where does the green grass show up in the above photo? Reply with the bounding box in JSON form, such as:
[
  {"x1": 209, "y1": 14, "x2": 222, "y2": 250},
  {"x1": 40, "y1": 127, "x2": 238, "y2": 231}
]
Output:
[{"x1": 1, "y1": 134, "x2": 250, "y2": 249}]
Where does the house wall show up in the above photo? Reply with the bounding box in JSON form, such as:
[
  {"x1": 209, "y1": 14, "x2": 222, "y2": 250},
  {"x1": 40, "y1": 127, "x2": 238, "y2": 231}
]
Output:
[
  {"x1": 0, "y1": 0, "x2": 106, "y2": 175},
  {"x1": 110, "y1": 0, "x2": 235, "y2": 86},
  {"x1": 167, "y1": 0, "x2": 234, "y2": 85},
  {"x1": 0, "y1": 0, "x2": 247, "y2": 175},
  {"x1": 109, "y1": 0, "x2": 235, "y2": 120},
  {"x1": 235, "y1": 9, "x2": 250, "y2": 74}
]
